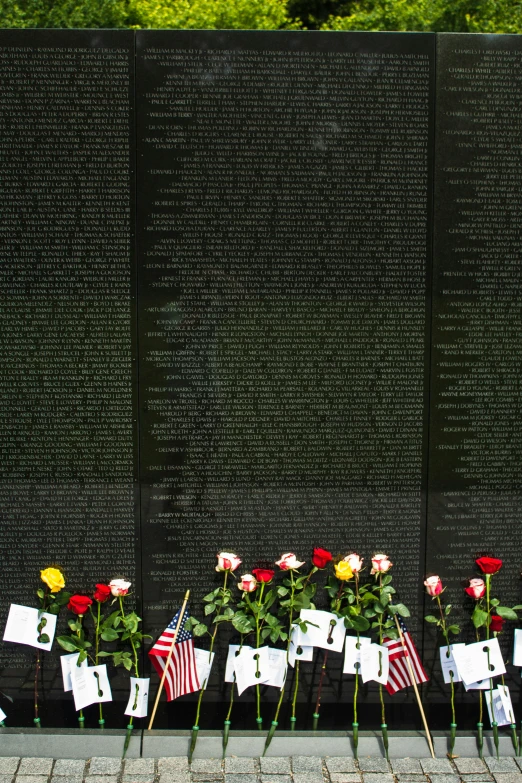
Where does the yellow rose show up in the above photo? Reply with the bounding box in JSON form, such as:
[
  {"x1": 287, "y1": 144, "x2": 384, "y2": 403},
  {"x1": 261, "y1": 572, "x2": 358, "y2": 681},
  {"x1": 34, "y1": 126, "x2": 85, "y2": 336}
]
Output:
[
  {"x1": 40, "y1": 567, "x2": 65, "y2": 593},
  {"x1": 334, "y1": 560, "x2": 353, "y2": 581}
]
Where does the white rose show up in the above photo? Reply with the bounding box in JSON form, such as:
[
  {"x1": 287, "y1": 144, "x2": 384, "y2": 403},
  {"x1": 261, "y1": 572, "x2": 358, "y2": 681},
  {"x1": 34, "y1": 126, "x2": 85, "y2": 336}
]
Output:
[
  {"x1": 109, "y1": 578, "x2": 131, "y2": 596},
  {"x1": 370, "y1": 554, "x2": 393, "y2": 574},
  {"x1": 216, "y1": 552, "x2": 242, "y2": 572},
  {"x1": 275, "y1": 552, "x2": 305, "y2": 571}
]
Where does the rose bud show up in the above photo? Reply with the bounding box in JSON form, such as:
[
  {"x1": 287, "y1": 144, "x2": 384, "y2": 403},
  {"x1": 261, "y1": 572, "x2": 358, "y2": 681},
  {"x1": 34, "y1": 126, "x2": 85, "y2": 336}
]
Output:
[
  {"x1": 371, "y1": 554, "x2": 393, "y2": 574},
  {"x1": 275, "y1": 553, "x2": 305, "y2": 571},
  {"x1": 344, "y1": 553, "x2": 363, "y2": 573},
  {"x1": 68, "y1": 594, "x2": 93, "y2": 615},
  {"x1": 424, "y1": 575, "x2": 443, "y2": 597},
  {"x1": 238, "y1": 574, "x2": 257, "y2": 592},
  {"x1": 216, "y1": 552, "x2": 242, "y2": 573},
  {"x1": 40, "y1": 567, "x2": 65, "y2": 593},
  {"x1": 109, "y1": 578, "x2": 132, "y2": 596},
  {"x1": 334, "y1": 560, "x2": 353, "y2": 581},
  {"x1": 489, "y1": 614, "x2": 505, "y2": 633},
  {"x1": 252, "y1": 567, "x2": 275, "y2": 583},
  {"x1": 311, "y1": 548, "x2": 333, "y2": 569},
  {"x1": 476, "y1": 556, "x2": 502, "y2": 575},
  {"x1": 94, "y1": 584, "x2": 111, "y2": 603},
  {"x1": 464, "y1": 577, "x2": 486, "y2": 599}
]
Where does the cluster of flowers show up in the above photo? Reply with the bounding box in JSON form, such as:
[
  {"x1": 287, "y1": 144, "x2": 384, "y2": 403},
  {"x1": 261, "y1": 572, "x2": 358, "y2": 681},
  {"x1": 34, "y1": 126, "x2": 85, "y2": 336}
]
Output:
[{"x1": 63, "y1": 579, "x2": 131, "y2": 615}]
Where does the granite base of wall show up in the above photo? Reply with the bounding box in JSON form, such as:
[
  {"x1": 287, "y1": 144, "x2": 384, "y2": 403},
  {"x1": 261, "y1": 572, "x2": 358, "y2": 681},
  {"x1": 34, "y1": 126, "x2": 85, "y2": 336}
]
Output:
[{"x1": 0, "y1": 727, "x2": 514, "y2": 758}]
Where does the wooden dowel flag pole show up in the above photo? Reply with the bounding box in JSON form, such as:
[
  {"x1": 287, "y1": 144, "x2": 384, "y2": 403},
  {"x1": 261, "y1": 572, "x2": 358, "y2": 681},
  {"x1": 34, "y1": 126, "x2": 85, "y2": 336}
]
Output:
[
  {"x1": 148, "y1": 590, "x2": 190, "y2": 731},
  {"x1": 394, "y1": 615, "x2": 435, "y2": 759}
]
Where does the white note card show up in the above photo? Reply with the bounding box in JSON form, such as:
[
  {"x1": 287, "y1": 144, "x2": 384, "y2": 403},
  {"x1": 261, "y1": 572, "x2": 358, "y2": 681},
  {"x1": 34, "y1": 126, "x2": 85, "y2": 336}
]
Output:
[
  {"x1": 288, "y1": 625, "x2": 314, "y2": 668},
  {"x1": 225, "y1": 645, "x2": 252, "y2": 683},
  {"x1": 513, "y1": 628, "x2": 522, "y2": 667},
  {"x1": 194, "y1": 648, "x2": 215, "y2": 690},
  {"x1": 464, "y1": 678, "x2": 491, "y2": 691},
  {"x1": 3, "y1": 604, "x2": 57, "y2": 651},
  {"x1": 343, "y1": 636, "x2": 371, "y2": 674},
  {"x1": 439, "y1": 644, "x2": 464, "y2": 684},
  {"x1": 451, "y1": 638, "x2": 505, "y2": 686},
  {"x1": 61, "y1": 653, "x2": 88, "y2": 692},
  {"x1": 125, "y1": 677, "x2": 150, "y2": 718},
  {"x1": 71, "y1": 664, "x2": 112, "y2": 711},
  {"x1": 297, "y1": 610, "x2": 346, "y2": 653},
  {"x1": 485, "y1": 685, "x2": 512, "y2": 727},
  {"x1": 0, "y1": 707, "x2": 6, "y2": 722},
  {"x1": 360, "y1": 643, "x2": 389, "y2": 685},
  {"x1": 234, "y1": 646, "x2": 270, "y2": 696},
  {"x1": 264, "y1": 648, "x2": 288, "y2": 689}
]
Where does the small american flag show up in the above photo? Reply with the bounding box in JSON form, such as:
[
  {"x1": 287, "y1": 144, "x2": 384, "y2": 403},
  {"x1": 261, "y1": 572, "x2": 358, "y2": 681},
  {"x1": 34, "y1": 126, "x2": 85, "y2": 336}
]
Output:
[
  {"x1": 383, "y1": 617, "x2": 428, "y2": 695},
  {"x1": 148, "y1": 607, "x2": 200, "y2": 700}
]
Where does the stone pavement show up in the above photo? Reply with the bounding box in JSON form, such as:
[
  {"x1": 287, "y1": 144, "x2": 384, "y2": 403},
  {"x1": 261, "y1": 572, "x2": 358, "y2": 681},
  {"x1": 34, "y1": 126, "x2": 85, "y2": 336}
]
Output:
[{"x1": 0, "y1": 756, "x2": 522, "y2": 783}]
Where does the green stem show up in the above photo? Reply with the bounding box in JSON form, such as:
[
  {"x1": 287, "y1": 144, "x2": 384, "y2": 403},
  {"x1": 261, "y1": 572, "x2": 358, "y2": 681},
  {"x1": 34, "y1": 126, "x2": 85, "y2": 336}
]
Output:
[
  {"x1": 118, "y1": 597, "x2": 139, "y2": 678},
  {"x1": 436, "y1": 596, "x2": 456, "y2": 726},
  {"x1": 377, "y1": 574, "x2": 387, "y2": 728},
  {"x1": 272, "y1": 571, "x2": 295, "y2": 725},
  {"x1": 91, "y1": 602, "x2": 104, "y2": 727},
  {"x1": 250, "y1": 581, "x2": 266, "y2": 724},
  {"x1": 484, "y1": 576, "x2": 498, "y2": 758},
  {"x1": 291, "y1": 661, "x2": 299, "y2": 721}
]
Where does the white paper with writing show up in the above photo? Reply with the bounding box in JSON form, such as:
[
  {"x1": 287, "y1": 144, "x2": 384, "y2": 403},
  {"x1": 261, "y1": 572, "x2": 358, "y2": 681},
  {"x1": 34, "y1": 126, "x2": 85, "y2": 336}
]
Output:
[
  {"x1": 0, "y1": 707, "x2": 6, "y2": 722},
  {"x1": 513, "y1": 628, "x2": 522, "y2": 667},
  {"x1": 439, "y1": 644, "x2": 464, "y2": 684},
  {"x1": 234, "y1": 646, "x2": 270, "y2": 696},
  {"x1": 71, "y1": 664, "x2": 112, "y2": 711},
  {"x1": 485, "y1": 686, "x2": 511, "y2": 727},
  {"x1": 343, "y1": 636, "x2": 371, "y2": 674},
  {"x1": 125, "y1": 677, "x2": 150, "y2": 718},
  {"x1": 360, "y1": 643, "x2": 389, "y2": 685},
  {"x1": 194, "y1": 648, "x2": 215, "y2": 690},
  {"x1": 3, "y1": 604, "x2": 57, "y2": 652},
  {"x1": 451, "y1": 638, "x2": 505, "y2": 685},
  {"x1": 288, "y1": 625, "x2": 314, "y2": 668},
  {"x1": 498, "y1": 684, "x2": 515, "y2": 724},
  {"x1": 464, "y1": 678, "x2": 491, "y2": 691},
  {"x1": 225, "y1": 644, "x2": 252, "y2": 683},
  {"x1": 297, "y1": 610, "x2": 346, "y2": 653},
  {"x1": 60, "y1": 652, "x2": 88, "y2": 692},
  {"x1": 263, "y1": 648, "x2": 288, "y2": 688}
]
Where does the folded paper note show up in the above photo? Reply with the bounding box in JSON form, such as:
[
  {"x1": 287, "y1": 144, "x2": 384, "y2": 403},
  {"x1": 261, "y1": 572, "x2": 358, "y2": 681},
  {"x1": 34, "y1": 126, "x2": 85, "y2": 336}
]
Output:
[
  {"x1": 125, "y1": 677, "x2": 150, "y2": 718},
  {"x1": 451, "y1": 637, "x2": 505, "y2": 686},
  {"x1": 513, "y1": 628, "x2": 522, "y2": 667},
  {"x1": 264, "y1": 648, "x2": 288, "y2": 689},
  {"x1": 297, "y1": 610, "x2": 346, "y2": 653},
  {"x1": 439, "y1": 644, "x2": 464, "y2": 684},
  {"x1": 71, "y1": 664, "x2": 112, "y2": 711},
  {"x1": 343, "y1": 636, "x2": 371, "y2": 675},
  {"x1": 3, "y1": 604, "x2": 57, "y2": 652},
  {"x1": 464, "y1": 678, "x2": 491, "y2": 691},
  {"x1": 61, "y1": 652, "x2": 88, "y2": 692},
  {"x1": 360, "y1": 643, "x2": 389, "y2": 685},
  {"x1": 225, "y1": 644, "x2": 252, "y2": 683},
  {"x1": 194, "y1": 648, "x2": 215, "y2": 690},
  {"x1": 288, "y1": 626, "x2": 314, "y2": 668},
  {"x1": 485, "y1": 685, "x2": 512, "y2": 728},
  {"x1": 234, "y1": 646, "x2": 270, "y2": 696}
]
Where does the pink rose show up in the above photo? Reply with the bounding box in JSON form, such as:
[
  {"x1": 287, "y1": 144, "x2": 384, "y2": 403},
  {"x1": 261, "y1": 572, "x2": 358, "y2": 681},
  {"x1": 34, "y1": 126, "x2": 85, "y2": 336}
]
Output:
[
  {"x1": 344, "y1": 553, "x2": 363, "y2": 573},
  {"x1": 465, "y1": 577, "x2": 486, "y2": 599},
  {"x1": 424, "y1": 575, "x2": 443, "y2": 596},
  {"x1": 238, "y1": 574, "x2": 257, "y2": 593},
  {"x1": 109, "y1": 578, "x2": 131, "y2": 596},
  {"x1": 371, "y1": 554, "x2": 393, "y2": 574},
  {"x1": 275, "y1": 552, "x2": 305, "y2": 571},
  {"x1": 216, "y1": 551, "x2": 242, "y2": 572}
]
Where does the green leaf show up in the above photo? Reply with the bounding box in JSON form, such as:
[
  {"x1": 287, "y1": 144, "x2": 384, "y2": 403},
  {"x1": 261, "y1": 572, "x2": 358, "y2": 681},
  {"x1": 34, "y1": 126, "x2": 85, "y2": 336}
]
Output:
[
  {"x1": 448, "y1": 625, "x2": 460, "y2": 635},
  {"x1": 261, "y1": 627, "x2": 271, "y2": 639},
  {"x1": 373, "y1": 601, "x2": 385, "y2": 614},
  {"x1": 382, "y1": 575, "x2": 393, "y2": 586},
  {"x1": 101, "y1": 628, "x2": 119, "y2": 642},
  {"x1": 97, "y1": 651, "x2": 112, "y2": 657},
  {"x1": 277, "y1": 586, "x2": 289, "y2": 596},
  {"x1": 351, "y1": 615, "x2": 370, "y2": 632},
  {"x1": 395, "y1": 603, "x2": 410, "y2": 618},
  {"x1": 472, "y1": 605, "x2": 489, "y2": 628},
  {"x1": 203, "y1": 589, "x2": 219, "y2": 602},
  {"x1": 512, "y1": 605, "x2": 522, "y2": 611},
  {"x1": 490, "y1": 598, "x2": 499, "y2": 607},
  {"x1": 55, "y1": 591, "x2": 71, "y2": 606},
  {"x1": 47, "y1": 603, "x2": 60, "y2": 615},
  {"x1": 232, "y1": 614, "x2": 254, "y2": 634},
  {"x1": 36, "y1": 589, "x2": 45, "y2": 600},
  {"x1": 444, "y1": 604, "x2": 452, "y2": 615},
  {"x1": 424, "y1": 615, "x2": 439, "y2": 623},
  {"x1": 204, "y1": 603, "x2": 216, "y2": 616},
  {"x1": 57, "y1": 636, "x2": 78, "y2": 652},
  {"x1": 495, "y1": 606, "x2": 518, "y2": 620},
  {"x1": 123, "y1": 658, "x2": 133, "y2": 670},
  {"x1": 193, "y1": 623, "x2": 208, "y2": 636},
  {"x1": 38, "y1": 633, "x2": 50, "y2": 644}
]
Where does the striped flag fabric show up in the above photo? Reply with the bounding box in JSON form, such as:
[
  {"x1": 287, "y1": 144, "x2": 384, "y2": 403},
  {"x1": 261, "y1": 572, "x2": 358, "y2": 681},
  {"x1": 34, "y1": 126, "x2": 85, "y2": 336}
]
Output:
[
  {"x1": 148, "y1": 607, "x2": 200, "y2": 701},
  {"x1": 383, "y1": 617, "x2": 429, "y2": 695}
]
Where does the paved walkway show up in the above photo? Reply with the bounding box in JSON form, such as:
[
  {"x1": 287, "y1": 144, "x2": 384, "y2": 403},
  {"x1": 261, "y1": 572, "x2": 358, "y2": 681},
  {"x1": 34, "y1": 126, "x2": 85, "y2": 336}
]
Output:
[{"x1": 1, "y1": 756, "x2": 521, "y2": 783}]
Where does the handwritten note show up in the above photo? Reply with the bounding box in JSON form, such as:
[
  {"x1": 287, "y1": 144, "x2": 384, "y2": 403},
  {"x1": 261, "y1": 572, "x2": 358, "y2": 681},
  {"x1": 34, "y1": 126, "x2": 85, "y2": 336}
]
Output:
[
  {"x1": 234, "y1": 646, "x2": 270, "y2": 696},
  {"x1": 439, "y1": 644, "x2": 464, "y2": 684},
  {"x1": 297, "y1": 610, "x2": 346, "y2": 653},
  {"x1": 485, "y1": 685, "x2": 513, "y2": 727},
  {"x1": 71, "y1": 664, "x2": 112, "y2": 711},
  {"x1": 3, "y1": 604, "x2": 57, "y2": 651},
  {"x1": 288, "y1": 630, "x2": 314, "y2": 668},
  {"x1": 451, "y1": 638, "x2": 505, "y2": 686},
  {"x1": 124, "y1": 677, "x2": 150, "y2": 718},
  {"x1": 60, "y1": 653, "x2": 87, "y2": 692},
  {"x1": 360, "y1": 643, "x2": 389, "y2": 685},
  {"x1": 263, "y1": 648, "x2": 288, "y2": 689},
  {"x1": 194, "y1": 648, "x2": 215, "y2": 690},
  {"x1": 513, "y1": 628, "x2": 522, "y2": 667},
  {"x1": 225, "y1": 644, "x2": 252, "y2": 683},
  {"x1": 343, "y1": 636, "x2": 371, "y2": 675}
]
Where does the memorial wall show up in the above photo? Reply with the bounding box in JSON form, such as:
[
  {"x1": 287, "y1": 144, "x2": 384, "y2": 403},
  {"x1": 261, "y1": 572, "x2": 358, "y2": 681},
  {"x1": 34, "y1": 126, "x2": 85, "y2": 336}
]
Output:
[{"x1": 0, "y1": 29, "x2": 520, "y2": 729}]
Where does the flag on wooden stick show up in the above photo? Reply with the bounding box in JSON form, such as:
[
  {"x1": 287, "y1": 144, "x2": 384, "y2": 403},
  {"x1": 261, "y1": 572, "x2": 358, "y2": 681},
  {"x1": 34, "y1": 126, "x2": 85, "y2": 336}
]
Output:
[
  {"x1": 383, "y1": 618, "x2": 428, "y2": 695},
  {"x1": 149, "y1": 607, "x2": 200, "y2": 700}
]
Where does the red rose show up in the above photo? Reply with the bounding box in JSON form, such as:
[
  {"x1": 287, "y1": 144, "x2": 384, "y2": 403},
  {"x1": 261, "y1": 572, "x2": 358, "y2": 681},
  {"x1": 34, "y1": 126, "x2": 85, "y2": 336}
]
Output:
[
  {"x1": 68, "y1": 594, "x2": 93, "y2": 615},
  {"x1": 489, "y1": 614, "x2": 504, "y2": 632},
  {"x1": 476, "y1": 556, "x2": 502, "y2": 574},
  {"x1": 312, "y1": 548, "x2": 333, "y2": 569},
  {"x1": 94, "y1": 584, "x2": 111, "y2": 603},
  {"x1": 252, "y1": 568, "x2": 275, "y2": 583}
]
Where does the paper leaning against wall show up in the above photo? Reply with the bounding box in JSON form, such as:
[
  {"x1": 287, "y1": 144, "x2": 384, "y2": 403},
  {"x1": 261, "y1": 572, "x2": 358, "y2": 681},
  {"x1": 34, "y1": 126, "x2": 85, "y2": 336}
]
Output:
[
  {"x1": 0, "y1": 707, "x2": 6, "y2": 723},
  {"x1": 513, "y1": 628, "x2": 522, "y2": 667},
  {"x1": 193, "y1": 648, "x2": 215, "y2": 690},
  {"x1": 3, "y1": 604, "x2": 57, "y2": 652},
  {"x1": 288, "y1": 625, "x2": 314, "y2": 668},
  {"x1": 297, "y1": 610, "x2": 346, "y2": 653},
  {"x1": 485, "y1": 685, "x2": 513, "y2": 727},
  {"x1": 263, "y1": 648, "x2": 287, "y2": 688},
  {"x1": 343, "y1": 636, "x2": 371, "y2": 674},
  {"x1": 451, "y1": 638, "x2": 505, "y2": 686},
  {"x1": 439, "y1": 644, "x2": 464, "y2": 684},
  {"x1": 234, "y1": 646, "x2": 270, "y2": 696},
  {"x1": 71, "y1": 664, "x2": 112, "y2": 711},
  {"x1": 61, "y1": 652, "x2": 88, "y2": 692},
  {"x1": 225, "y1": 644, "x2": 252, "y2": 683},
  {"x1": 125, "y1": 677, "x2": 150, "y2": 718},
  {"x1": 360, "y1": 643, "x2": 389, "y2": 685}
]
